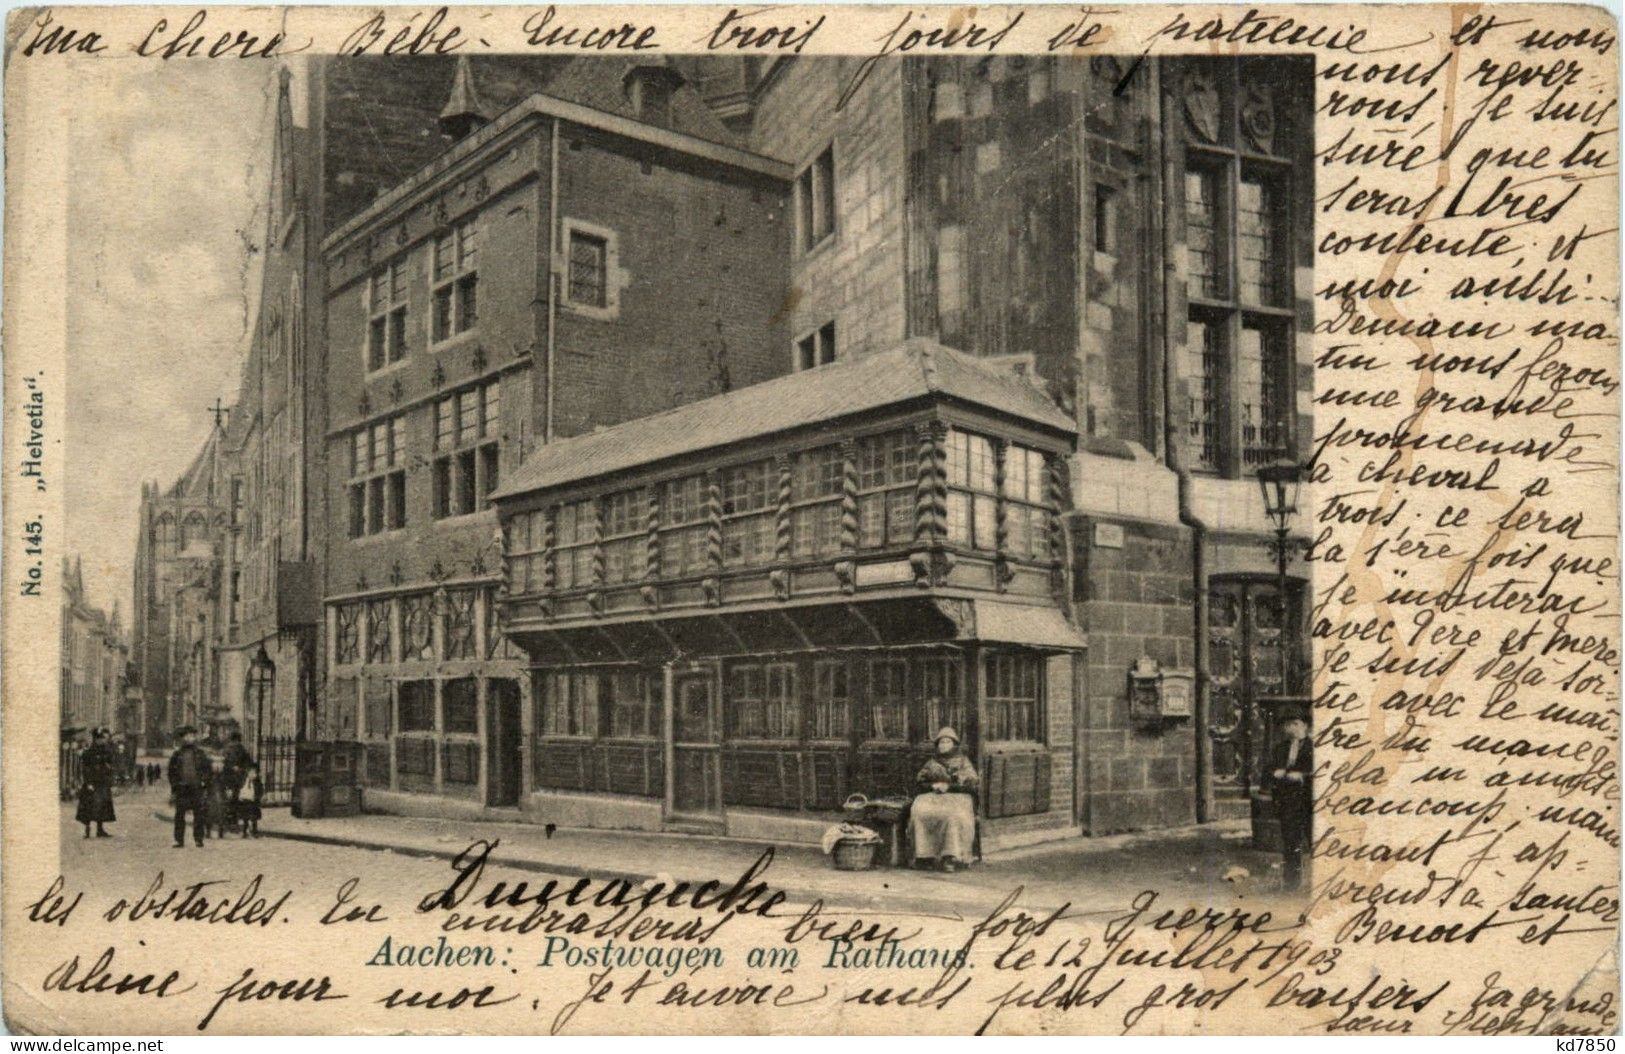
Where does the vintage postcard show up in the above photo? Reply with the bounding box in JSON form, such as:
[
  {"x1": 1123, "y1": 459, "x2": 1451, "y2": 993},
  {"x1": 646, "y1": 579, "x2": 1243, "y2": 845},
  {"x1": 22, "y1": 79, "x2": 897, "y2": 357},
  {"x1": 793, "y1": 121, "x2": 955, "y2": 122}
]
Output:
[{"x1": 2, "y1": 2, "x2": 1618, "y2": 1036}]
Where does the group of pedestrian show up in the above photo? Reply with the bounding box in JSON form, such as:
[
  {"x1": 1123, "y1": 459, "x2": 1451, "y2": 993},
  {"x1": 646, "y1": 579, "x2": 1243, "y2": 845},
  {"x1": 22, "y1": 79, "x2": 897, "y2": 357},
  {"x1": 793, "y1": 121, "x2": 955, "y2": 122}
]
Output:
[
  {"x1": 131, "y1": 761, "x2": 162, "y2": 787},
  {"x1": 167, "y1": 727, "x2": 262, "y2": 848}
]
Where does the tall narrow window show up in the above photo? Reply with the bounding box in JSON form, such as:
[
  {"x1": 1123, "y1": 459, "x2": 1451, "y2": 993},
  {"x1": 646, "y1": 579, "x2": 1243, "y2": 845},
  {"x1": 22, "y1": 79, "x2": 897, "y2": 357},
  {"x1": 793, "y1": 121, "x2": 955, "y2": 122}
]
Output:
[
  {"x1": 1178, "y1": 56, "x2": 1300, "y2": 476},
  {"x1": 367, "y1": 259, "x2": 409, "y2": 371},
  {"x1": 567, "y1": 231, "x2": 607, "y2": 308},
  {"x1": 347, "y1": 413, "x2": 407, "y2": 536},
  {"x1": 432, "y1": 218, "x2": 479, "y2": 343},
  {"x1": 431, "y1": 379, "x2": 502, "y2": 518},
  {"x1": 795, "y1": 146, "x2": 836, "y2": 253}
]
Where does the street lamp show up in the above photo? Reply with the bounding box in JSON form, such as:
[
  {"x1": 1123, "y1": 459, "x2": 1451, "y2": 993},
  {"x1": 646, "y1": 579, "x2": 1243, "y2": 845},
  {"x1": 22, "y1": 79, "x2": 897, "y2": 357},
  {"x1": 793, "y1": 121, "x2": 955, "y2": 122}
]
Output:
[
  {"x1": 1256, "y1": 458, "x2": 1302, "y2": 696},
  {"x1": 247, "y1": 644, "x2": 275, "y2": 750}
]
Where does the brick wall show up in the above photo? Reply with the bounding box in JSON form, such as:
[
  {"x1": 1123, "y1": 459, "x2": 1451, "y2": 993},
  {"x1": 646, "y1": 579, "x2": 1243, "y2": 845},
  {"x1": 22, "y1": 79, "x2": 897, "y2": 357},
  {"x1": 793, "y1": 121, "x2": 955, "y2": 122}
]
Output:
[
  {"x1": 549, "y1": 132, "x2": 791, "y2": 437},
  {"x1": 749, "y1": 57, "x2": 907, "y2": 361},
  {"x1": 1070, "y1": 513, "x2": 1198, "y2": 834}
]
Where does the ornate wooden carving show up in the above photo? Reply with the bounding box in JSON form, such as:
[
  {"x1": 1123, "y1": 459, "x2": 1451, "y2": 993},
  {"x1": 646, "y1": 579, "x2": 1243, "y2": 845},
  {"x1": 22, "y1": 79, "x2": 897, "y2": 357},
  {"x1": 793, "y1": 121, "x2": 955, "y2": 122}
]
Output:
[
  {"x1": 835, "y1": 440, "x2": 860, "y2": 594},
  {"x1": 587, "y1": 498, "x2": 606, "y2": 615},
  {"x1": 703, "y1": 471, "x2": 723, "y2": 606},
  {"x1": 537, "y1": 508, "x2": 556, "y2": 619},
  {"x1": 640, "y1": 488, "x2": 661, "y2": 610},
  {"x1": 911, "y1": 421, "x2": 949, "y2": 587},
  {"x1": 1240, "y1": 83, "x2": 1276, "y2": 154},
  {"x1": 771, "y1": 454, "x2": 792, "y2": 601},
  {"x1": 993, "y1": 439, "x2": 1015, "y2": 591}
]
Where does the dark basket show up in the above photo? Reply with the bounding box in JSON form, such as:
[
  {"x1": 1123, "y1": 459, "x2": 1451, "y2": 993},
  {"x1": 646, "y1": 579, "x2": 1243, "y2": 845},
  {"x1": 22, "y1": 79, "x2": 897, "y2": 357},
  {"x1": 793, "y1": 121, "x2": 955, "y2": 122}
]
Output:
[{"x1": 832, "y1": 839, "x2": 878, "y2": 871}]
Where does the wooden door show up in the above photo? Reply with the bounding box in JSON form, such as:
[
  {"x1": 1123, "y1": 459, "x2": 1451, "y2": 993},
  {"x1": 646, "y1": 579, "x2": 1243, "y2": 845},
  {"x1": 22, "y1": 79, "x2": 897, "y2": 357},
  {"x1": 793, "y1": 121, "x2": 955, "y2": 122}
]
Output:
[
  {"x1": 485, "y1": 679, "x2": 522, "y2": 807},
  {"x1": 670, "y1": 673, "x2": 721, "y2": 817}
]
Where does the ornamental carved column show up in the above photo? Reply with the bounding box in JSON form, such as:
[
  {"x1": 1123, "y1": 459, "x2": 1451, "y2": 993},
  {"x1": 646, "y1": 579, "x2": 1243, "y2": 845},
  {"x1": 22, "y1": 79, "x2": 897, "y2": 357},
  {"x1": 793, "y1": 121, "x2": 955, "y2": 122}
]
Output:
[
  {"x1": 640, "y1": 487, "x2": 661, "y2": 611},
  {"x1": 703, "y1": 470, "x2": 724, "y2": 607},
  {"x1": 770, "y1": 454, "x2": 793, "y2": 601},
  {"x1": 993, "y1": 438, "x2": 1014, "y2": 591},
  {"x1": 911, "y1": 420, "x2": 949, "y2": 588},
  {"x1": 586, "y1": 499, "x2": 605, "y2": 616},
  {"x1": 1046, "y1": 453, "x2": 1067, "y2": 601},
  {"x1": 538, "y1": 508, "x2": 556, "y2": 620},
  {"x1": 835, "y1": 439, "x2": 860, "y2": 594}
]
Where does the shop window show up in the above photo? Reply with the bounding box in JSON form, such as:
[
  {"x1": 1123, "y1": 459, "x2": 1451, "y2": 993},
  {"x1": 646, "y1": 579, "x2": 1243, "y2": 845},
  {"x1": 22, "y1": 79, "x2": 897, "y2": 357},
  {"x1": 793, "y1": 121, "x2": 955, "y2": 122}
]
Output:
[
  {"x1": 539, "y1": 671, "x2": 596, "y2": 737},
  {"x1": 432, "y1": 379, "x2": 501, "y2": 518},
  {"x1": 728, "y1": 662, "x2": 798, "y2": 739},
  {"x1": 431, "y1": 217, "x2": 478, "y2": 343},
  {"x1": 367, "y1": 258, "x2": 409, "y2": 372},
  {"x1": 867, "y1": 657, "x2": 909, "y2": 744},
  {"x1": 810, "y1": 659, "x2": 851, "y2": 740},
  {"x1": 399, "y1": 680, "x2": 435, "y2": 733},
  {"x1": 918, "y1": 655, "x2": 965, "y2": 740},
  {"x1": 607, "y1": 670, "x2": 656, "y2": 739},
  {"x1": 363, "y1": 679, "x2": 391, "y2": 739},
  {"x1": 985, "y1": 652, "x2": 1043, "y2": 742},
  {"x1": 443, "y1": 678, "x2": 478, "y2": 734}
]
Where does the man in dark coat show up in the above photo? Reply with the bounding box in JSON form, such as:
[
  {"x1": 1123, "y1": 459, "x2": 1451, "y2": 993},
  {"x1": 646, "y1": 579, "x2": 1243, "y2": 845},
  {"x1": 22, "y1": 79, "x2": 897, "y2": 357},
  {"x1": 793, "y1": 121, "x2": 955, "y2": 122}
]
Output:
[
  {"x1": 167, "y1": 727, "x2": 212, "y2": 848},
  {"x1": 219, "y1": 731, "x2": 253, "y2": 831},
  {"x1": 76, "y1": 729, "x2": 117, "y2": 838},
  {"x1": 1268, "y1": 709, "x2": 1313, "y2": 892}
]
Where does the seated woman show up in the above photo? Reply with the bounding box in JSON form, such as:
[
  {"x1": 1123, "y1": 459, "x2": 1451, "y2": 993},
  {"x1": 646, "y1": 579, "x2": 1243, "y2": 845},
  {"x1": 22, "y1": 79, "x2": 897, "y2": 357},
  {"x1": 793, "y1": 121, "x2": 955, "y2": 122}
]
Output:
[{"x1": 909, "y1": 727, "x2": 979, "y2": 872}]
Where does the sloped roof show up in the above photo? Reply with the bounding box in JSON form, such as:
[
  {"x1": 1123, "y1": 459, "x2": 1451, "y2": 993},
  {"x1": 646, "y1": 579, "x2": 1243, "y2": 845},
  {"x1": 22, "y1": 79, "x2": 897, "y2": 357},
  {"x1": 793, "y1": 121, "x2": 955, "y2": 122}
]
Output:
[
  {"x1": 494, "y1": 340, "x2": 1074, "y2": 500},
  {"x1": 542, "y1": 57, "x2": 742, "y2": 148}
]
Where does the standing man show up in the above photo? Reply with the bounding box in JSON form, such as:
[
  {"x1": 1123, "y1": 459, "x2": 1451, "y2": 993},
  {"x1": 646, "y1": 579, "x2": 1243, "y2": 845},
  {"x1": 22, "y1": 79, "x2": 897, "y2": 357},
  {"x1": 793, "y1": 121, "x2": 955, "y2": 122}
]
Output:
[
  {"x1": 76, "y1": 729, "x2": 117, "y2": 839},
  {"x1": 1268, "y1": 708, "x2": 1313, "y2": 892},
  {"x1": 167, "y1": 726, "x2": 211, "y2": 848},
  {"x1": 219, "y1": 731, "x2": 253, "y2": 835}
]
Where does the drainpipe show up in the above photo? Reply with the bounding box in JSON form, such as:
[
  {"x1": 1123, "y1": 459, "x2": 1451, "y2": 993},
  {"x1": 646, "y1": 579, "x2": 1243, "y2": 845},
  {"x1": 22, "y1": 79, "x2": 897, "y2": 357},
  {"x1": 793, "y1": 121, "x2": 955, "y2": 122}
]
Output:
[
  {"x1": 545, "y1": 117, "x2": 560, "y2": 444},
  {"x1": 1150, "y1": 62, "x2": 1214, "y2": 824}
]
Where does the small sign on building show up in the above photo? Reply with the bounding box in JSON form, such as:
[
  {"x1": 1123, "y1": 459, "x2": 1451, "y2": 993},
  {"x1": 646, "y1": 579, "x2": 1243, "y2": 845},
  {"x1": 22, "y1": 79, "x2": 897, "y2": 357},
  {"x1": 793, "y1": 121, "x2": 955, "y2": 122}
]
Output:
[{"x1": 1092, "y1": 522, "x2": 1124, "y2": 549}]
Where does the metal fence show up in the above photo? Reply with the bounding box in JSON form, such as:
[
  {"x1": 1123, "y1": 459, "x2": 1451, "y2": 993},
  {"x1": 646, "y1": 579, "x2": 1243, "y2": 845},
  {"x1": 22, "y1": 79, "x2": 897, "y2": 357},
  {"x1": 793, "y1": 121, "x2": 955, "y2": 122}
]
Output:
[{"x1": 256, "y1": 735, "x2": 297, "y2": 807}]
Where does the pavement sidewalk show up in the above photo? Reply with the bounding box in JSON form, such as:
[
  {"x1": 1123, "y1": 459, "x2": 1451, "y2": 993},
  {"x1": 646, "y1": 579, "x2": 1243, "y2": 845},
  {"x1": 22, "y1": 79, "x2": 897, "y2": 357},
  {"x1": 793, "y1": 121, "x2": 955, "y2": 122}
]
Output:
[{"x1": 154, "y1": 803, "x2": 1279, "y2": 915}]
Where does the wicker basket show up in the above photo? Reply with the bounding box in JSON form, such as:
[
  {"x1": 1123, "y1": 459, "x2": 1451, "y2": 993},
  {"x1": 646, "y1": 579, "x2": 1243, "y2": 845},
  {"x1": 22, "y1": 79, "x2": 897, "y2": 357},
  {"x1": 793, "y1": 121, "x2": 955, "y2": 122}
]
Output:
[{"x1": 832, "y1": 838, "x2": 878, "y2": 871}]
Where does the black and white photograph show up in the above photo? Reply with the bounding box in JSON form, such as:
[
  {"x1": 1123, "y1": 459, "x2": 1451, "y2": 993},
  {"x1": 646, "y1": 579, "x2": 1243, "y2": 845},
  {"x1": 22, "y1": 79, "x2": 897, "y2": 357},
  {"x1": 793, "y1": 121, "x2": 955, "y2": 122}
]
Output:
[{"x1": 9, "y1": 4, "x2": 1617, "y2": 1037}]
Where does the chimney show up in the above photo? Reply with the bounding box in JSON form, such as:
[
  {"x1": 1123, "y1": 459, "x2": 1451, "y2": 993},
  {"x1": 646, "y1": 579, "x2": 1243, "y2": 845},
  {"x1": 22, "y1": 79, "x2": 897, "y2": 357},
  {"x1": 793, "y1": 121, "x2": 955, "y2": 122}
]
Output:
[
  {"x1": 439, "y1": 56, "x2": 492, "y2": 142},
  {"x1": 622, "y1": 59, "x2": 685, "y2": 128}
]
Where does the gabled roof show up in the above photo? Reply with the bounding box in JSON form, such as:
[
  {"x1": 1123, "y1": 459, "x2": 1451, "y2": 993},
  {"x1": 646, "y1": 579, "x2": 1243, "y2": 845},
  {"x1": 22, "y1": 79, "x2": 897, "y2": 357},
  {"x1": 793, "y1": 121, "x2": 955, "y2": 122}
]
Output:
[
  {"x1": 543, "y1": 56, "x2": 742, "y2": 148},
  {"x1": 494, "y1": 339, "x2": 1075, "y2": 499}
]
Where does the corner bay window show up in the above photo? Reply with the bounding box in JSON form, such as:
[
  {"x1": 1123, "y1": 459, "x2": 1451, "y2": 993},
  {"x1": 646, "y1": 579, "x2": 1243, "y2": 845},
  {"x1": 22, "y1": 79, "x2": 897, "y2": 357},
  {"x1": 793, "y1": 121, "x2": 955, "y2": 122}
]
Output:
[
  {"x1": 433, "y1": 379, "x2": 501, "y2": 518},
  {"x1": 946, "y1": 428, "x2": 1050, "y2": 558},
  {"x1": 349, "y1": 416, "x2": 406, "y2": 536},
  {"x1": 501, "y1": 426, "x2": 1060, "y2": 595}
]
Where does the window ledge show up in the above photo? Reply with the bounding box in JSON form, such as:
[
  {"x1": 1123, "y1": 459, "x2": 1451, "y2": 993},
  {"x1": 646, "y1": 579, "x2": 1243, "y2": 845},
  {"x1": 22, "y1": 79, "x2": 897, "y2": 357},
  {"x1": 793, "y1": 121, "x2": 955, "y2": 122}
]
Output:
[
  {"x1": 350, "y1": 528, "x2": 410, "y2": 545},
  {"x1": 432, "y1": 508, "x2": 498, "y2": 528},
  {"x1": 430, "y1": 330, "x2": 479, "y2": 354},
  {"x1": 364, "y1": 357, "x2": 411, "y2": 380},
  {"x1": 562, "y1": 299, "x2": 619, "y2": 323}
]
